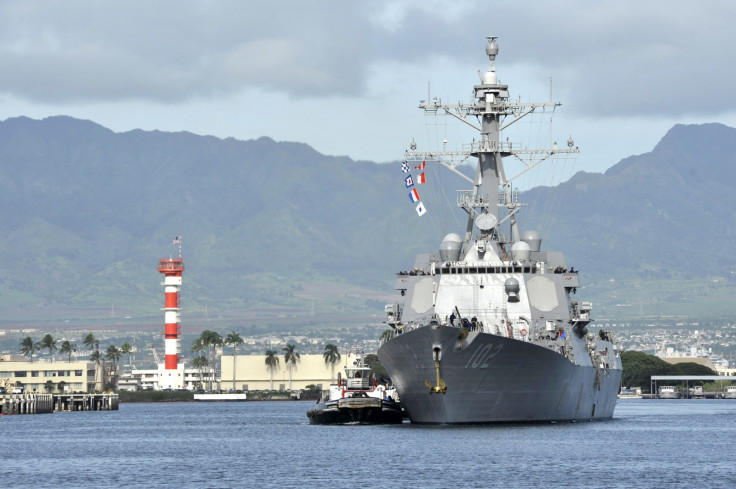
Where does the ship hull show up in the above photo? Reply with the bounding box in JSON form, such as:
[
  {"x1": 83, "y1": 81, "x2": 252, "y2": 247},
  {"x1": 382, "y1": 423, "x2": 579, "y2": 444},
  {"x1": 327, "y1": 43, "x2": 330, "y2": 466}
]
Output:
[{"x1": 378, "y1": 325, "x2": 621, "y2": 424}]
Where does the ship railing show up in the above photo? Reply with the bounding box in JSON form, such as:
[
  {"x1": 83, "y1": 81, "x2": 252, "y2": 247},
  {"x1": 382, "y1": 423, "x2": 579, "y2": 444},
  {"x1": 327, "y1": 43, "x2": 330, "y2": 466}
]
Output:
[
  {"x1": 392, "y1": 309, "x2": 508, "y2": 334},
  {"x1": 457, "y1": 191, "x2": 492, "y2": 210},
  {"x1": 464, "y1": 140, "x2": 516, "y2": 154},
  {"x1": 383, "y1": 315, "x2": 539, "y2": 343}
]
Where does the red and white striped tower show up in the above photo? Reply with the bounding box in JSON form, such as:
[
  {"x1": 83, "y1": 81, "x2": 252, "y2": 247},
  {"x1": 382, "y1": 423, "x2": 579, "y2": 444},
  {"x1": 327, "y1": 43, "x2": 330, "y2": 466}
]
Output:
[{"x1": 158, "y1": 235, "x2": 184, "y2": 373}]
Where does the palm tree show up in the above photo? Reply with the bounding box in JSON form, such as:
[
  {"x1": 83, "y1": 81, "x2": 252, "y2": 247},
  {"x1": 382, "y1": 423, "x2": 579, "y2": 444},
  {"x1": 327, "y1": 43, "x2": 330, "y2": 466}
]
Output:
[
  {"x1": 323, "y1": 344, "x2": 341, "y2": 382},
  {"x1": 120, "y1": 342, "x2": 133, "y2": 369},
  {"x1": 282, "y1": 343, "x2": 300, "y2": 390},
  {"x1": 105, "y1": 345, "x2": 121, "y2": 368},
  {"x1": 19, "y1": 336, "x2": 39, "y2": 362},
  {"x1": 60, "y1": 340, "x2": 76, "y2": 363},
  {"x1": 40, "y1": 334, "x2": 57, "y2": 362},
  {"x1": 191, "y1": 337, "x2": 205, "y2": 357},
  {"x1": 191, "y1": 337, "x2": 207, "y2": 388},
  {"x1": 264, "y1": 349, "x2": 280, "y2": 391},
  {"x1": 89, "y1": 350, "x2": 103, "y2": 392},
  {"x1": 224, "y1": 331, "x2": 244, "y2": 391},
  {"x1": 199, "y1": 330, "x2": 223, "y2": 390},
  {"x1": 83, "y1": 333, "x2": 99, "y2": 352},
  {"x1": 44, "y1": 380, "x2": 55, "y2": 393},
  {"x1": 192, "y1": 356, "x2": 209, "y2": 390},
  {"x1": 105, "y1": 345, "x2": 121, "y2": 391}
]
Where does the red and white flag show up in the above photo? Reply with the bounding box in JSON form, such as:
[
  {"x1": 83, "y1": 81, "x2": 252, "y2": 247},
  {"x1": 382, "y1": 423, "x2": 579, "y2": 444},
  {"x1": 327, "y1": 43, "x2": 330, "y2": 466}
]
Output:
[
  {"x1": 414, "y1": 161, "x2": 426, "y2": 170},
  {"x1": 417, "y1": 172, "x2": 426, "y2": 184},
  {"x1": 409, "y1": 188, "x2": 420, "y2": 203}
]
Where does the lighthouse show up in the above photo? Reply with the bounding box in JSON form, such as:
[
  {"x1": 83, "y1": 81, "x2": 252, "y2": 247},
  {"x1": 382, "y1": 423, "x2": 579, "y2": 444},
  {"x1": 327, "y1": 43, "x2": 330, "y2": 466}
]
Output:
[{"x1": 157, "y1": 234, "x2": 184, "y2": 389}]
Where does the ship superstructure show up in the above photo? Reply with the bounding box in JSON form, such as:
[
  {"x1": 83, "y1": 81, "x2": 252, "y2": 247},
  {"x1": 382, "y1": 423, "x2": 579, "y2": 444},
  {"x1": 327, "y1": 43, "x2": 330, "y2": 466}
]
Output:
[{"x1": 377, "y1": 37, "x2": 622, "y2": 424}]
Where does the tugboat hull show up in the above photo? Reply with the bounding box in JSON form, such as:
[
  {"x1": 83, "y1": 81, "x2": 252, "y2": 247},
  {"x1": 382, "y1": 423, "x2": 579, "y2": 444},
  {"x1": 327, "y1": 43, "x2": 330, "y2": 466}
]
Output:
[{"x1": 307, "y1": 397, "x2": 404, "y2": 425}]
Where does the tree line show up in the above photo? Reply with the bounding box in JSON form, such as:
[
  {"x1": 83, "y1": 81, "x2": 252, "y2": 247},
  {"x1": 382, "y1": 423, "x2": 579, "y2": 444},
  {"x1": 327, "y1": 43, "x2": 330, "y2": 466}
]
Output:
[
  {"x1": 18, "y1": 333, "x2": 131, "y2": 368},
  {"x1": 16, "y1": 333, "x2": 132, "y2": 392},
  {"x1": 621, "y1": 350, "x2": 718, "y2": 393},
  {"x1": 15, "y1": 330, "x2": 346, "y2": 393}
]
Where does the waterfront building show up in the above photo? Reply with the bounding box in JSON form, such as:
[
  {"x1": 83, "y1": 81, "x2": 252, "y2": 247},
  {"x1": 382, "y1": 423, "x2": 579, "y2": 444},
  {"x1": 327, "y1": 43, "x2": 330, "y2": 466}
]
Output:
[
  {"x1": 220, "y1": 354, "x2": 344, "y2": 392},
  {"x1": 659, "y1": 356, "x2": 718, "y2": 371},
  {"x1": 131, "y1": 365, "x2": 214, "y2": 390},
  {"x1": 0, "y1": 355, "x2": 105, "y2": 392},
  {"x1": 117, "y1": 373, "x2": 141, "y2": 391}
]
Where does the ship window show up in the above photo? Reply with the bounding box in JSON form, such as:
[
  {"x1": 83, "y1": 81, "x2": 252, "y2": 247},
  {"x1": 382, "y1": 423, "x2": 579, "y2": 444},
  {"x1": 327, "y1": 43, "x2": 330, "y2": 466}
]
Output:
[{"x1": 469, "y1": 267, "x2": 477, "y2": 273}]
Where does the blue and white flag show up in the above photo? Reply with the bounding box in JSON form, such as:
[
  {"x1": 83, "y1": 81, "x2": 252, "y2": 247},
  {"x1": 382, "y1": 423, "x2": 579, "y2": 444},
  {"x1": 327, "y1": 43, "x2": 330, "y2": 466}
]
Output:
[
  {"x1": 401, "y1": 162, "x2": 409, "y2": 173},
  {"x1": 405, "y1": 175, "x2": 414, "y2": 188},
  {"x1": 415, "y1": 201, "x2": 427, "y2": 216}
]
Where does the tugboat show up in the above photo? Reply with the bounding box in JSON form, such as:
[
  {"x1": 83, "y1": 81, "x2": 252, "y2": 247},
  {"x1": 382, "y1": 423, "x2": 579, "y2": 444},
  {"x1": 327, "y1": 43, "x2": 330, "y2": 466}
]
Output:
[
  {"x1": 306, "y1": 350, "x2": 403, "y2": 425},
  {"x1": 377, "y1": 36, "x2": 622, "y2": 424}
]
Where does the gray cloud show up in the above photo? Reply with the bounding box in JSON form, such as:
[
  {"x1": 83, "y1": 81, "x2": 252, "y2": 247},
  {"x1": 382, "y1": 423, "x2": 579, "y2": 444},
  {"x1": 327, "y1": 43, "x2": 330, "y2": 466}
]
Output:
[{"x1": 0, "y1": 1, "x2": 733, "y2": 120}]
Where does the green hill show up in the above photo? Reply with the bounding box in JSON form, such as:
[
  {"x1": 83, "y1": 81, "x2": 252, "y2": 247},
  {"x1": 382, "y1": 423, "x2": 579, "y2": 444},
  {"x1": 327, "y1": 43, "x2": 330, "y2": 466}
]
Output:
[{"x1": 1, "y1": 116, "x2": 735, "y2": 325}]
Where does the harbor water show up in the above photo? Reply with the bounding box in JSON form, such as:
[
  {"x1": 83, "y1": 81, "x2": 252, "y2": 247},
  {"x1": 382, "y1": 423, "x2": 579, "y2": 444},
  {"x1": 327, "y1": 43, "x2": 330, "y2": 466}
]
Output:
[{"x1": 2, "y1": 399, "x2": 735, "y2": 488}]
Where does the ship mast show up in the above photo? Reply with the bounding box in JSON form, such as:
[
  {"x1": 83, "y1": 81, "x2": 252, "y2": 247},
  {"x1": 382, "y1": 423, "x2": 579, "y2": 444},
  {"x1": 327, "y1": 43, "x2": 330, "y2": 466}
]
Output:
[{"x1": 405, "y1": 37, "x2": 579, "y2": 251}]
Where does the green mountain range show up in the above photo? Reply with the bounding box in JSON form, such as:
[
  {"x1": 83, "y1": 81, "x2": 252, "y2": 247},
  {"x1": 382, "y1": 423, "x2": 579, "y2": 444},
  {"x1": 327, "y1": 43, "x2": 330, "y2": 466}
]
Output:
[
  {"x1": 522, "y1": 123, "x2": 736, "y2": 318},
  {"x1": 1, "y1": 116, "x2": 734, "y2": 325}
]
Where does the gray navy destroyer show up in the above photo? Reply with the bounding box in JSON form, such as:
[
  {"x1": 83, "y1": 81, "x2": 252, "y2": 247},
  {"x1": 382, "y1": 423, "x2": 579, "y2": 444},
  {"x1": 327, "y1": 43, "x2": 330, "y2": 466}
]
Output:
[{"x1": 378, "y1": 37, "x2": 623, "y2": 424}]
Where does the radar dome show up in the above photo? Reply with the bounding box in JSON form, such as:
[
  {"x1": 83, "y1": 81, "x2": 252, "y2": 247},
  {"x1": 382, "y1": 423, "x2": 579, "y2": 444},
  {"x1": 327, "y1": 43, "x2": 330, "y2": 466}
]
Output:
[
  {"x1": 511, "y1": 241, "x2": 531, "y2": 261},
  {"x1": 439, "y1": 233, "x2": 463, "y2": 262},
  {"x1": 483, "y1": 71, "x2": 497, "y2": 85},
  {"x1": 504, "y1": 278, "x2": 520, "y2": 303},
  {"x1": 521, "y1": 230, "x2": 541, "y2": 252}
]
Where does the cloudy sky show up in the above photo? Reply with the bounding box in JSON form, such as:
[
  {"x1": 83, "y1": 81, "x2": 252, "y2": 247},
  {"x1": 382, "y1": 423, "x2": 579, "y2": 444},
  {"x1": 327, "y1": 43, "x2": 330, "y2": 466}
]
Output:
[{"x1": 1, "y1": 0, "x2": 733, "y2": 174}]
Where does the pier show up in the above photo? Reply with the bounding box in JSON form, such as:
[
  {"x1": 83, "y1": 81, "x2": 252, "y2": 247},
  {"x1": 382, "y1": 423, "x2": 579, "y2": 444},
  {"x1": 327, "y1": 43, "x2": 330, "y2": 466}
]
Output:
[
  {"x1": 650, "y1": 375, "x2": 736, "y2": 399},
  {"x1": 1, "y1": 393, "x2": 119, "y2": 415},
  {"x1": 0, "y1": 393, "x2": 54, "y2": 414}
]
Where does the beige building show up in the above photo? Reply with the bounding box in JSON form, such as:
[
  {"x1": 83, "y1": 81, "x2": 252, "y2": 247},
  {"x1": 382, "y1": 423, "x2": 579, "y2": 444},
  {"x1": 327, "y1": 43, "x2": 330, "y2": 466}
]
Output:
[
  {"x1": 220, "y1": 354, "x2": 343, "y2": 392},
  {"x1": 0, "y1": 356, "x2": 104, "y2": 393},
  {"x1": 659, "y1": 356, "x2": 718, "y2": 371}
]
